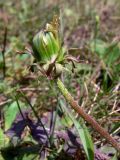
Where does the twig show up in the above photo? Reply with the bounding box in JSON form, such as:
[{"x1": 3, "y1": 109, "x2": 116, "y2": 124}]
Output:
[
  {"x1": 0, "y1": 99, "x2": 12, "y2": 107},
  {"x1": 17, "y1": 87, "x2": 49, "y2": 92},
  {"x1": 57, "y1": 79, "x2": 120, "y2": 152},
  {"x1": 2, "y1": 26, "x2": 7, "y2": 79},
  {"x1": 0, "y1": 10, "x2": 8, "y2": 79}
]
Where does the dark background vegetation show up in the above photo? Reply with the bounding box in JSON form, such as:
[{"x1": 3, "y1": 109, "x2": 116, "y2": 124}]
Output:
[{"x1": 0, "y1": 0, "x2": 120, "y2": 159}]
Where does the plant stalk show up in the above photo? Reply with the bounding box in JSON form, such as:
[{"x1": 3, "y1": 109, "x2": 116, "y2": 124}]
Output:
[{"x1": 57, "y1": 79, "x2": 120, "y2": 152}]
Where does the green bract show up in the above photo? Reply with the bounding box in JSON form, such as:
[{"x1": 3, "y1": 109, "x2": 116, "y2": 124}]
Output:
[
  {"x1": 32, "y1": 19, "x2": 66, "y2": 78},
  {"x1": 32, "y1": 28, "x2": 63, "y2": 64}
]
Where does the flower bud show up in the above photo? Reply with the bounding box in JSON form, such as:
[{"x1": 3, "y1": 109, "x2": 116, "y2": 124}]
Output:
[
  {"x1": 32, "y1": 18, "x2": 66, "y2": 78},
  {"x1": 32, "y1": 29, "x2": 60, "y2": 63}
]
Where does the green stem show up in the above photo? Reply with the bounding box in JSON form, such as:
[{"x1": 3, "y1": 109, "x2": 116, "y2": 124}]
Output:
[{"x1": 57, "y1": 78, "x2": 120, "y2": 152}]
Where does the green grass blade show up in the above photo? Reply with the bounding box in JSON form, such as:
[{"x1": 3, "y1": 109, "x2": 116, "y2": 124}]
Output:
[{"x1": 59, "y1": 100, "x2": 94, "y2": 160}]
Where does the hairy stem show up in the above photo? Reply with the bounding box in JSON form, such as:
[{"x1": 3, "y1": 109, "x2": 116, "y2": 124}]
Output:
[{"x1": 57, "y1": 79, "x2": 120, "y2": 152}]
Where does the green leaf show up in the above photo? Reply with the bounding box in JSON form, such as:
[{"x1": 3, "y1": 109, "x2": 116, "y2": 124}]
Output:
[
  {"x1": 59, "y1": 100, "x2": 94, "y2": 160},
  {"x1": 0, "y1": 128, "x2": 9, "y2": 148},
  {"x1": 0, "y1": 155, "x2": 4, "y2": 160},
  {"x1": 4, "y1": 101, "x2": 19, "y2": 130},
  {"x1": 90, "y1": 39, "x2": 120, "y2": 66},
  {"x1": 22, "y1": 154, "x2": 39, "y2": 160},
  {"x1": 90, "y1": 39, "x2": 107, "y2": 59},
  {"x1": 4, "y1": 101, "x2": 26, "y2": 131},
  {"x1": 60, "y1": 111, "x2": 73, "y2": 128},
  {"x1": 111, "y1": 154, "x2": 117, "y2": 160},
  {"x1": 104, "y1": 42, "x2": 120, "y2": 66},
  {"x1": 0, "y1": 128, "x2": 5, "y2": 148}
]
